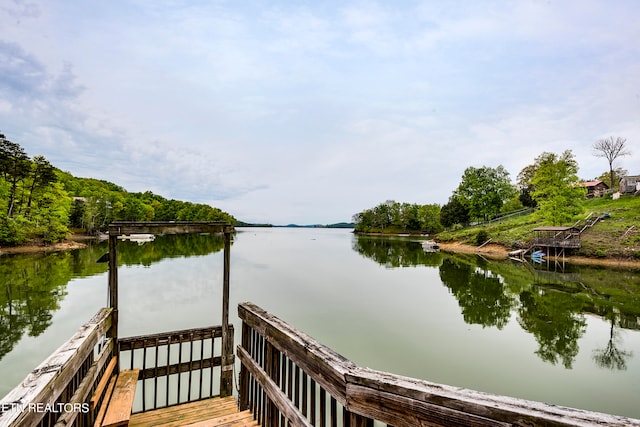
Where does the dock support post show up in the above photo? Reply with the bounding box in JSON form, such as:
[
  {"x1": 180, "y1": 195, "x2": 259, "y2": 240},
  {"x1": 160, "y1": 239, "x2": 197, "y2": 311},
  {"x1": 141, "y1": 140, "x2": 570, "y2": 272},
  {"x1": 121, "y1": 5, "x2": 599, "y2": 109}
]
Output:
[
  {"x1": 108, "y1": 234, "x2": 119, "y2": 369},
  {"x1": 220, "y1": 230, "x2": 233, "y2": 397}
]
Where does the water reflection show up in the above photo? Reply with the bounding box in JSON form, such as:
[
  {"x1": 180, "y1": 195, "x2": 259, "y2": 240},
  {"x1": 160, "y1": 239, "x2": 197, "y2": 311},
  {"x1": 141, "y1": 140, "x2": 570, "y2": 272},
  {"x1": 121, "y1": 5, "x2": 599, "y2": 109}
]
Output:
[
  {"x1": 0, "y1": 234, "x2": 225, "y2": 361},
  {"x1": 116, "y1": 233, "x2": 225, "y2": 266},
  {"x1": 518, "y1": 289, "x2": 586, "y2": 368},
  {"x1": 352, "y1": 235, "x2": 443, "y2": 267},
  {"x1": 439, "y1": 257, "x2": 515, "y2": 329},
  {"x1": 0, "y1": 245, "x2": 107, "y2": 361},
  {"x1": 352, "y1": 234, "x2": 639, "y2": 370},
  {"x1": 593, "y1": 312, "x2": 633, "y2": 370}
]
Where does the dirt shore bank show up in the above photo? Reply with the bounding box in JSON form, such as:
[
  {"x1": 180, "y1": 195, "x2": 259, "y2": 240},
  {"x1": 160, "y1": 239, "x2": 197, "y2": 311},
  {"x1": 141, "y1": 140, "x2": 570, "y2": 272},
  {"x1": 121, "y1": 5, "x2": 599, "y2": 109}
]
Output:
[
  {"x1": 438, "y1": 241, "x2": 640, "y2": 270},
  {"x1": 3, "y1": 234, "x2": 640, "y2": 270},
  {"x1": 0, "y1": 238, "x2": 87, "y2": 255}
]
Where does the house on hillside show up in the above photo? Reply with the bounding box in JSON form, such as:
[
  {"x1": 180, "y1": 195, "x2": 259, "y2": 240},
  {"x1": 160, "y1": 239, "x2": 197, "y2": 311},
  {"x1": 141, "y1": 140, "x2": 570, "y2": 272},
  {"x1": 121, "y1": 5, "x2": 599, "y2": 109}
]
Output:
[
  {"x1": 620, "y1": 175, "x2": 640, "y2": 195},
  {"x1": 580, "y1": 180, "x2": 609, "y2": 198}
]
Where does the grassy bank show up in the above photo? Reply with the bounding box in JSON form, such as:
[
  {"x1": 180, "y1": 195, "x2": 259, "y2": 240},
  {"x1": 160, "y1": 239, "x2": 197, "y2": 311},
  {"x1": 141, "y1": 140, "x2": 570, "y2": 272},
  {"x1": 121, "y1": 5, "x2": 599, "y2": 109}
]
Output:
[{"x1": 435, "y1": 195, "x2": 640, "y2": 260}]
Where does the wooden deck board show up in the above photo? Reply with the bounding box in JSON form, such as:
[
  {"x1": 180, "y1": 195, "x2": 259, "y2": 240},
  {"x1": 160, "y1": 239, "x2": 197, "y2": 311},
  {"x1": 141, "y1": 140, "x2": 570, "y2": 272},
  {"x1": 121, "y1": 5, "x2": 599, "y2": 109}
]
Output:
[
  {"x1": 128, "y1": 396, "x2": 258, "y2": 427},
  {"x1": 102, "y1": 369, "x2": 140, "y2": 427},
  {"x1": 183, "y1": 410, "x2": 258, "y2": 427}
]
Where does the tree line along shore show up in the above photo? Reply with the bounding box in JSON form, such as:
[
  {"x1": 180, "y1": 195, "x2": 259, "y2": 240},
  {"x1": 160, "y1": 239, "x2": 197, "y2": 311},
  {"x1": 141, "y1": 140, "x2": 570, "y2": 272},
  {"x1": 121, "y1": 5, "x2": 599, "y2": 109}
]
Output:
[
  {"x1": 352, "y1": 144, "x2": 639, "y2": 267},
  {"x1": 2, "y1": 132, "x2": 637, "y2": 268},
  {"x1": 1, "y1": 133, "x2": 236, "y2": 248}
]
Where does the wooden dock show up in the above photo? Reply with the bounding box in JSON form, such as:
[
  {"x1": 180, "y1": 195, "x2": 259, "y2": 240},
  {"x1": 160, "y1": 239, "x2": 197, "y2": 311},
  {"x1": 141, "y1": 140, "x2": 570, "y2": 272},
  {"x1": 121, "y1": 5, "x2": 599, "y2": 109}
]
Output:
[
  {"x1": 128, "y1": 396, "x2": 257, "y2": 427},
  {"x1": 2, "y1": 221, "x2": 640, "y2": 427}
]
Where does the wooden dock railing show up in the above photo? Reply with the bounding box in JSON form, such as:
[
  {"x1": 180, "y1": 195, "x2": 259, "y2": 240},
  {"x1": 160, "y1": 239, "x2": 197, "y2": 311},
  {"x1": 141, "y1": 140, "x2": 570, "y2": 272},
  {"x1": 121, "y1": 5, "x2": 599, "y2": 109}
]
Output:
[
  {"x1": 0, "y1": 308, "x2": 113, "y2": 427},
  {"x1": 0, "y1": 310, "x2": 236, "y2": 427},
  {"x1": 118, "y1": 324, "x2": 234, "y2": 413},
  {"x1": 0, "y1": 221, "x2": 237, "y2": 427},
  {"x1": 237, "y1": 301, "x2": 640, "y2": 427}
]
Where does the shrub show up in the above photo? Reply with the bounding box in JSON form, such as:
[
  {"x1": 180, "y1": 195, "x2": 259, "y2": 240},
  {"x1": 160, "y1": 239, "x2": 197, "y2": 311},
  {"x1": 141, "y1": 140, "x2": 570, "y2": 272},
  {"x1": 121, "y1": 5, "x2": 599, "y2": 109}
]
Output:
[
  {"x1": 476, "y1": 230, "x2": 489, "y2": 246},
  {"x1": 0, "y1": 216, "x2": 30, "y2": 245}
]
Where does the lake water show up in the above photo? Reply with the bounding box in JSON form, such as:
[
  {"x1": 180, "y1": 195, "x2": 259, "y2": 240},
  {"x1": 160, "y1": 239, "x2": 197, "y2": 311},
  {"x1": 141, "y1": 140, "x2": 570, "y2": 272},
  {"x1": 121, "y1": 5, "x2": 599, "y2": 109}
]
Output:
[{"x1": 1, "y1": 227, "x2": 639, "y2": 419}]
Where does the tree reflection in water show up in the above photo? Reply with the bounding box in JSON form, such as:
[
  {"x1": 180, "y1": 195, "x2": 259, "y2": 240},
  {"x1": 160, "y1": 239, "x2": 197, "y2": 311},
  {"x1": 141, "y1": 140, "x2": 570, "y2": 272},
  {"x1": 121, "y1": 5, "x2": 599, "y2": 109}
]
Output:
[
  {"x1": 0, "y1": 234, "x2": 225, "y2": 361},
  {"x1": 593, "y1": 311, "x2": 633, "y2": 370},
  {"x1": 353, "y1": 234, "x2": 639, "y2": 370},
  {"x1": 517, "y1": 289, "x2": 586, "y2": 368},
  {"x1": 439, "y1": 257, "x2": 514, "y2": 329},
  {"x1": 352, "y1": 235, "x2": 443, "y2": 268}
]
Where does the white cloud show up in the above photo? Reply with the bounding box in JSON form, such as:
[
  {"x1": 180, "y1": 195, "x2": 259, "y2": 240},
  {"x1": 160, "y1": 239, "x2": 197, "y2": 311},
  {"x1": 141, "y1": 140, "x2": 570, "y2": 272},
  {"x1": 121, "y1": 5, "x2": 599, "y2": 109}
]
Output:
[{"x1": 1, "y1": 1, "x2": 639, "y2": 224}]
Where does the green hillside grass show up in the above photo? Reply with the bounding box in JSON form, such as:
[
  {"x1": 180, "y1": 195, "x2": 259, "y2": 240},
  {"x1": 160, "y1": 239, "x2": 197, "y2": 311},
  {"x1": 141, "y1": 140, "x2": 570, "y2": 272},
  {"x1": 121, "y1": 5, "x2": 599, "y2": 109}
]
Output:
[{"x1": 436, "y1": 195, "x2": 640, "y2": 259}]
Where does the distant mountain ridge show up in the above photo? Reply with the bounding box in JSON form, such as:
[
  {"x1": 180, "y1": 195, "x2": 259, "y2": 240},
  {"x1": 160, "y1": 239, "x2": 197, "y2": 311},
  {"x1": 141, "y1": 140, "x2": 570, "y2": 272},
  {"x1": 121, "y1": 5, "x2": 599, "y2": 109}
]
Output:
[
  {"x1": 237, "y1": 222, "x2": 354, "y2": 228},
  {"x1": 281, "y1": 222, "x2": 355, "y2": 228}
]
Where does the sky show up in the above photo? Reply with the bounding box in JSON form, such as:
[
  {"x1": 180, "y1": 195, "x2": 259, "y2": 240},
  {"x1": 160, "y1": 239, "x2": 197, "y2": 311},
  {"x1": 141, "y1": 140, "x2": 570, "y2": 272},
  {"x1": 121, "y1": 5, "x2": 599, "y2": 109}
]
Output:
[{"x1": 1, "y1": 1, "x2": 639, "y2": 225}]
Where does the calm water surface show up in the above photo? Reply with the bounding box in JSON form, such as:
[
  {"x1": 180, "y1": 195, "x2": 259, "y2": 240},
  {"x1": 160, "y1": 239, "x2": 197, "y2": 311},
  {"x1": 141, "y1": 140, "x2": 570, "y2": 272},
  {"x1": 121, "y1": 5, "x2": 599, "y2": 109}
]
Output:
[{"x1": 1, "y1": 228, "x2": 639, "y2": 419}]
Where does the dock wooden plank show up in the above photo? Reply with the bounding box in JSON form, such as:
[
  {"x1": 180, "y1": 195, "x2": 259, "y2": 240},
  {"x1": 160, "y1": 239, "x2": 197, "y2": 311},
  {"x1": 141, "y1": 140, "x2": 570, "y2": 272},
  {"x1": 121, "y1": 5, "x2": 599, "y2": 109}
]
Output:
[
  {"x1": 183, "y1": 410, "x2": 258, "y2": 427},
  {"x1": 91, "y1": 356, "x2": 118, "y2": 410},
  {"x1": 93, "y1": 376, "x2": 117, "y2": 427},
  {"x1": 137, "y1": 398, "x2": 236, "y2": 419},
  {"x1": 102, "y1": 369, "x2": 139, "y2": 427},
  {"x1": 129, "y1": 396, "x2": 257, "y2": 427}
]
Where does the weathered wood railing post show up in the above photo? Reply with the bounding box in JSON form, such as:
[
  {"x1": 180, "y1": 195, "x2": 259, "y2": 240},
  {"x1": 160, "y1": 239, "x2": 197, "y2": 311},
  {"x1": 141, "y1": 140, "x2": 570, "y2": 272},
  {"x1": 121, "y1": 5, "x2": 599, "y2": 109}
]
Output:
[
  {"x1": 108, "y1": 233, "x2": 119, "y2": 367},
  {"x1": 239, "y1": 321, "x2": 251, "y2": 411},
  {"x1": 237, "y1": 302, "x2": 640, "y2": 427},
  {"x1": 265, "y1": 341, "x2": 279, "y2": 427},
  {"x1": 220, "y1": 229, "x2": 234, "y2": 397}
]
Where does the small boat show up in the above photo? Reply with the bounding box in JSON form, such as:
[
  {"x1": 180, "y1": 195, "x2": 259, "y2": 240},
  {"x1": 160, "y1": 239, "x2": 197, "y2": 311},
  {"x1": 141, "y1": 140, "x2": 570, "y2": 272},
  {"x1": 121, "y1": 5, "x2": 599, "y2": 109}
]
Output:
[
  {"x1": 117, "y1": 233, "x2": 156, "y2": 244},
  {"x1": 530, "y1": 249, "x2": 546, "y2": 264},
  {"x1": 422, "y1": 240, "x2": 440, "y2": 252},
  {"x1": 508, "y1": 249, "x2": 526, "y2": 261}
]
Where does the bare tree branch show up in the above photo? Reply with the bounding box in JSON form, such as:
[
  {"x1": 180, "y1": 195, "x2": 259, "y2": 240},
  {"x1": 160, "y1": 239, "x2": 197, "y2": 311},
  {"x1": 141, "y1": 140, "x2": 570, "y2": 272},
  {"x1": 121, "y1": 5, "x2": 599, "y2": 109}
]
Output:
[{"x1": 593, "y1": 136, "x2": 630, "y2": 189}]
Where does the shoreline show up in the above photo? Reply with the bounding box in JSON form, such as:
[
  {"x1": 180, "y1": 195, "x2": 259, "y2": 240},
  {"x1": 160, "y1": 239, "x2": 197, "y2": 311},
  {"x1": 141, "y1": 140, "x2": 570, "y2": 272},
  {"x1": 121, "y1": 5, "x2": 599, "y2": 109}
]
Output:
[
  {"x1": 0, "y1": 236, "x2": 89, "y2": 256},
  {"x1": 3, "y1": 233, "x2": 640, "y2": 270},
  {"x1": 437, "y1": 241, "x2": 640, "y2": 270},
  {"x1": 353, "y1": 232, "x2": 640, "y2": 269}
]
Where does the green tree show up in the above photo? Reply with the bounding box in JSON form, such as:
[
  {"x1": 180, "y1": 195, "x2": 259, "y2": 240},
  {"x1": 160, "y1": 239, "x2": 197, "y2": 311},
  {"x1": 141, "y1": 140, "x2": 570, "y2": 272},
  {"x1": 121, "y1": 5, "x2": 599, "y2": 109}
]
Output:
[
  {"x1": 501, "y1": 193, "x2": 524, "y2": 212},
  {"x1": 439, "y1": 196, "x2": 469, "y2": 228},
  {"x1": 596, "y1": 167, "x2": 627, "y2": 190},
  {"x1": 454, "y1": 165, "x2": 516, "y2": 222},
  {"x1": 30, "y1": 183, "x2": 71, "y2": 243},
  {"x1": 417, "y1": 204, "x2": 443, "y2": 234},
  {"x1": 372, "y1": 200, "x2": 394, "y2": 230},
  {"x1": 1, "y1": 135, "x2": 236, "y2": 240},
  {"x1": 24, "y1": 155, "x2": 58, "y2": 217},
  {"x1": 516, "y1": 163, "x2": 538, "y2": 208},
  {"x1": 0, "y1": 136, "x2": 31, "y2": 217},
  {"x1": 530, "y1": 150, "x2": 585, "y2": 225},
  {"x1": 69, "y1": 198, "x2": 86, "y2": 229},
  {"x1": 121, "y1": 196, "x2": 148, "y2": 221},
  {"x1": 518, "y1": 187, "x2": 537, "y2": 208},
  {"x1": 353, "y1": 201, "x2": 443, "y2": 233},
  {"x1": 0, "y1": 214, "x2": 29, "y2": 245}
]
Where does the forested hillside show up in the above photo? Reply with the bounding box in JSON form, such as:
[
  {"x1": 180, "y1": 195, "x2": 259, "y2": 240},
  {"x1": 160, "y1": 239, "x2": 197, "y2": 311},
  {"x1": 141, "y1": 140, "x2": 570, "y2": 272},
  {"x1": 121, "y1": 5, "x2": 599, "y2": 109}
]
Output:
[{"x1": 0, "y1": 133, "x2": 235, "y2": 245}]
